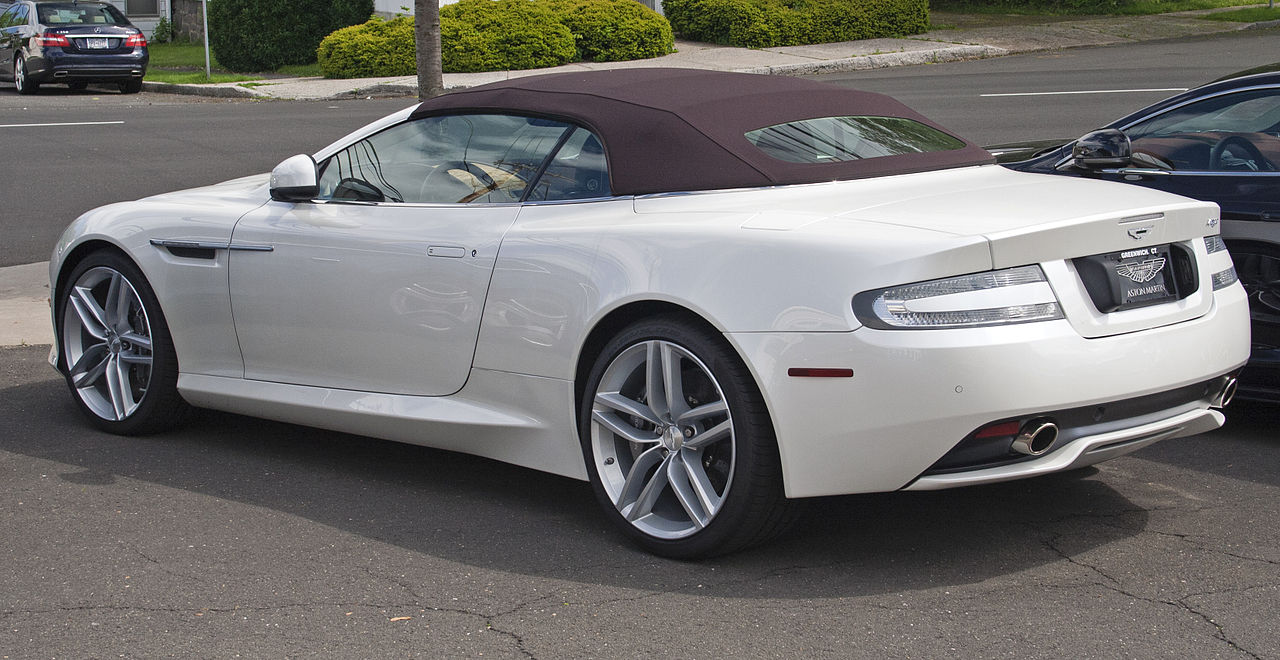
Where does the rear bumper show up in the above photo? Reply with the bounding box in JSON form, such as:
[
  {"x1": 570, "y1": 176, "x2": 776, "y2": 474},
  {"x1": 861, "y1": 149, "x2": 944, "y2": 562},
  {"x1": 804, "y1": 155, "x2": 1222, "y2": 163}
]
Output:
[
  {"x1": 905, "y1": 407, "x2": 1223, "y2": 490},
  {"x1": 729, "y1": 282, "x2": 1251, "y2": 498},
  {"x1": 26, "y1": 50, "x2": 148, "y2": 83}
]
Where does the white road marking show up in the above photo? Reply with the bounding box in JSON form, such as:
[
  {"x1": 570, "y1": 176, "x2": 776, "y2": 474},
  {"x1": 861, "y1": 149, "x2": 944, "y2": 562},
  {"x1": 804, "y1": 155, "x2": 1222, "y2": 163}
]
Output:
[
  {"x1": 980, "y1": 88, "x2": 1188, "y2": 98},
  {"x1": 0, "y1": 120, "x2": 125, "y2": 128}
]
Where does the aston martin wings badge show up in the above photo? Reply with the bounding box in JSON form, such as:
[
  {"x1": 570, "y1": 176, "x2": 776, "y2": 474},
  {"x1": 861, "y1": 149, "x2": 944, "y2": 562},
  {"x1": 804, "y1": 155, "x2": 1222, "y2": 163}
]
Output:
[{"x1": 1116, "y1": 257, "x2": 1166, "y2": 283}]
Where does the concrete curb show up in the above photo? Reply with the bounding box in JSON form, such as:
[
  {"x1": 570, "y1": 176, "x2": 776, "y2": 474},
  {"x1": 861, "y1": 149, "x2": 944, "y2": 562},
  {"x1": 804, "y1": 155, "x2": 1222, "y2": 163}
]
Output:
[
  {"x1": 0, "y1": 262, "x2": 53, "y2": 348},
  {"x1": 327, "y1": 82, "x2": 421, "y2": 99},
  {"x1": 738, "y1": 44, "x2": 1009, "y2": 76},
  {"x1": 141, "y1": 80, "x2": 265, "y2": 99}
]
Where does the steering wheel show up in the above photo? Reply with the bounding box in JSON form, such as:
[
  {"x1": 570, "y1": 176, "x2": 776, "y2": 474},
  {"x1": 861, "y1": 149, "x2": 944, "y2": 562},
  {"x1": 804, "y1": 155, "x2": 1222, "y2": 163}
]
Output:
[
  {"x1": 1209, "y1": 135, "x2": 1273, "y2": 171},
  {"x1": 418, "y1": 160, "x2": 498, "y2": 203}
]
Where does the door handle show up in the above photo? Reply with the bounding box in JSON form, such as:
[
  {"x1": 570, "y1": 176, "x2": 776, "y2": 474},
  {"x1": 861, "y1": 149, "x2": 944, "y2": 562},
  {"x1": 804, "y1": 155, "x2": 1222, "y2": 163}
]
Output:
[{"x1": 427, "y1": 246, "x2": 466, "y2": 258}]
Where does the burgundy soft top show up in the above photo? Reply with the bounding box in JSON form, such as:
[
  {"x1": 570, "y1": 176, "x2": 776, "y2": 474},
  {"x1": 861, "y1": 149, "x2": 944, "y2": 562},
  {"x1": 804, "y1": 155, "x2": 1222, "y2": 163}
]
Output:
[{"x1": 410, "y1": 68, "x2": 994, "y2": 196}]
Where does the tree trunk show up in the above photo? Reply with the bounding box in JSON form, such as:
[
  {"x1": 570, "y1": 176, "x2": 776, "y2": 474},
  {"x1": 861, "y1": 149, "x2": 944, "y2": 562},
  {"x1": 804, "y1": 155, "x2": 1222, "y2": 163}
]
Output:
[{"x1": 415, "y1": 0, "x2": 444, "y2": 100}]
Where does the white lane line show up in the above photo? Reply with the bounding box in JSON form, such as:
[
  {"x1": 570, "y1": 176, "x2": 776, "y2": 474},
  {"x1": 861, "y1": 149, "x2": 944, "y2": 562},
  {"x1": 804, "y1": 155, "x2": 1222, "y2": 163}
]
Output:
[
  {"x1": 0, "y1": 120, "x2": 125, "y2": 128},
  {"x1": 981, "y1": 88, "x2": 1188, "y2": 98}
]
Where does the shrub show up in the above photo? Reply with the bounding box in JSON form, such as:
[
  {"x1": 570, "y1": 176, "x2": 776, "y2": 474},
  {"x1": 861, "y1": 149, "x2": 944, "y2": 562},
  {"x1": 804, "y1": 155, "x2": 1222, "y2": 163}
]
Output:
[
  {"x1": 441, "y1": 0, "x2": 577, "y2": 73},
  {"x1": 550, "y1": 0, "x2": 674, "y2": 62},
  {"x1": 665, "y1": 0, "x2": 927, "y2": 48},
  {"x1": 318, "y1": 16, "x2": 417, "y2": 78},
  {"x1": 317, "y1": 0, "x2": 671, "y2": 77},
  {"x1": 208, "y1": 0, "x2": 373, "y2": 72}
]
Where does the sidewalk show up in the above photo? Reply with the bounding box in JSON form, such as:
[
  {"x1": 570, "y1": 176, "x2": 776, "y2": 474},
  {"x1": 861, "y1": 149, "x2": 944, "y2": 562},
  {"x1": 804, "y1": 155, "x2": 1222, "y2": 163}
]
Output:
[
  {"x1": 4, "y1": 7, "x2": 1279, "y2": 347},
  {"x1": 141, "y1": 8, "x2": 1280, "y2": 101}
]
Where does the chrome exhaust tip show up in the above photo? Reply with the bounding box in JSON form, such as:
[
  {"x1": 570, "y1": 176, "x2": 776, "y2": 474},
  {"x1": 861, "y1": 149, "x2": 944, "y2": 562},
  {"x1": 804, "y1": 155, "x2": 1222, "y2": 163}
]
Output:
[
  {"x1": 1211, "y1": 377, "x2": 1238, "y2": 409},
  {"x1": 1011, "y1": 419, "x2": 1058, "y2": 456}
]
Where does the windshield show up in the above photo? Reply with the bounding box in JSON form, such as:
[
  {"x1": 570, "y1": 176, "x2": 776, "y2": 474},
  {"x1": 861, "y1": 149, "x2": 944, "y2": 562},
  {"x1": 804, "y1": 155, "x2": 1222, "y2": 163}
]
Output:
[
  {"x1": 1127, "y1": 89, "x2": 1280, "y2": 138},
  {"x1": 37, "y1": 3, "x2": 129, "y2": 25}
]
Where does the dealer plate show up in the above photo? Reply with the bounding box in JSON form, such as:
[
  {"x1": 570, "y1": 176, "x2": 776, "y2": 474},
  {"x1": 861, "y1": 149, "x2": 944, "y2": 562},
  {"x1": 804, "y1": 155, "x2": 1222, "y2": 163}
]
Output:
[{"x1": 1074, "y1": 244, "x2": 1179, "y2": 313}]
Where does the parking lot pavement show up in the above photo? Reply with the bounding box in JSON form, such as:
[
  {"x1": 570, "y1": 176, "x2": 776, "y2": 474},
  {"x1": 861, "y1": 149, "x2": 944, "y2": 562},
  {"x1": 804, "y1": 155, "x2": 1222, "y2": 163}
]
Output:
[{"x1": 2, "y1": 344, "x2": 1277, "y2": 657}]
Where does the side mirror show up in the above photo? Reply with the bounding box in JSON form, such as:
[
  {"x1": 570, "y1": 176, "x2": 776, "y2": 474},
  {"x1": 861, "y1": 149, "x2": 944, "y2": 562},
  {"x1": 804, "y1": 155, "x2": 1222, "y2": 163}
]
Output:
[
  {"x1": 1071, "y1": 129, "x2": 1132, "y2": 169},
  {"x1": 270, "y1": 154, "x2": 319, "y2": 202}
]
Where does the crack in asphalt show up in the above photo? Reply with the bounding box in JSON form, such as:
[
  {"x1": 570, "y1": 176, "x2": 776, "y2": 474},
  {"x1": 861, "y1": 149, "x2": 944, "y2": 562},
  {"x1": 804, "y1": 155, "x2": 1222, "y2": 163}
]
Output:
[
  {"x1": 357, "y1": 563, "x2": 541, "y2": 659},
  {"x1": 1041, "y1": 534, "x2": 1265, "y2": 659}
]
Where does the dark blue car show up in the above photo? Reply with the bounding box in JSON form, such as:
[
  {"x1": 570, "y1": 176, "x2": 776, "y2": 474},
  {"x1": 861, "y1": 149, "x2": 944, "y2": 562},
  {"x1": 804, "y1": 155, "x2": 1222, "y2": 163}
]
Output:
[
  {"x1": 0, "y1": 0, "x2": 148, "y2": 94},
  {"x1": 996, "y1": 67, "x2": 1280, "y2": 401}
]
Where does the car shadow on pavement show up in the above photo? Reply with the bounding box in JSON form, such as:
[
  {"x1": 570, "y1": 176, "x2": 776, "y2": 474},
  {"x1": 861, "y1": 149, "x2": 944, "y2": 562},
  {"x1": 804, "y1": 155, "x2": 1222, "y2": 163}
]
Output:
[{"x1": 3, "y1": 344, "x2": 1168, "y2": 598}]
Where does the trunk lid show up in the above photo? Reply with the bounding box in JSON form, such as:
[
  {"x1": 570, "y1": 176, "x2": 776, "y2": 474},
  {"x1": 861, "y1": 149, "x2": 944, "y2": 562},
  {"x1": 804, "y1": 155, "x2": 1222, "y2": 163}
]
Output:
[{"x1": 835, "y1": 168, "x2": 1222, "y2": 338}]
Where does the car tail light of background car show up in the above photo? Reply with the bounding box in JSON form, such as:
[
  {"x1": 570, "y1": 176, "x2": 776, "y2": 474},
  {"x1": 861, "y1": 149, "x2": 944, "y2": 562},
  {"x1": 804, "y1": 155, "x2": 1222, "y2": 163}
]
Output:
[{"x1": 35, "y1": 32, "x2": 71, "y2": 47}]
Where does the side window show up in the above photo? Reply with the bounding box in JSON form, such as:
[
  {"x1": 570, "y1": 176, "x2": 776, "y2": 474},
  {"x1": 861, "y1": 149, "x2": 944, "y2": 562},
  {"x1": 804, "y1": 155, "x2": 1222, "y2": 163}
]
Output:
[
  {"x1": 526, "y1": 127, "x2": 611, "y2": 201},
  {"x1": 3, "y1": 5, "x2": 29, "y2": 26},
  {"x1": 1125, "y1": 89, "x2": 1280, "y2": 172},
  {"x1": 316, "y1": 114, "x2": 572, "y2": 204}
]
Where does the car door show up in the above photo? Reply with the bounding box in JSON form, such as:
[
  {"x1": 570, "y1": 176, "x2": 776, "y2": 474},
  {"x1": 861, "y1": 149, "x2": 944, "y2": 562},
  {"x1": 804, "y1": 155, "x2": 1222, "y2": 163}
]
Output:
[
  {"x1": 1092, "y1": 86, "x2": 1280, "y2": 222},
  {"x1": 0, "y1": 4, "x2": 28, "y2": 74},
  {"x1": 228, "y1": 113, "x2": 577, "y2": 396}
]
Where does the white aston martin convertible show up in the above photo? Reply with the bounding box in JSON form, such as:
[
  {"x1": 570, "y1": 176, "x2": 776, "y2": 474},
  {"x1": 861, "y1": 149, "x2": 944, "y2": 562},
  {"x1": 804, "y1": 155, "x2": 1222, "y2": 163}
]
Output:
[{"x1": 49, "y1": 69, "x2": 1250, "y2": 557}]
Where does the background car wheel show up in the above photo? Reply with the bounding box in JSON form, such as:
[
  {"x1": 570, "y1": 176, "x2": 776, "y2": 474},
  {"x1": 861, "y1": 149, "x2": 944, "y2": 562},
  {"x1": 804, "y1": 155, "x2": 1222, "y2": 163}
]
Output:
[
  {"x1": 1226, "y1": 241, "x2": 1280, "y2": 348},
  {"x1": 68, "y1": 82, "x2": 88, "y2": 90},
  {"x1": 118, "y1": 79, "x2": 143, "y2": 94},
  {"x1": 58, "y1": 250, "x2": 191, "y2": 435},
  {"x1": 14, "y1": 56, "x2": 38, "y2": 95},
  {"x1": 579, "y1": 315, "x2": 796, "y2": 558}
]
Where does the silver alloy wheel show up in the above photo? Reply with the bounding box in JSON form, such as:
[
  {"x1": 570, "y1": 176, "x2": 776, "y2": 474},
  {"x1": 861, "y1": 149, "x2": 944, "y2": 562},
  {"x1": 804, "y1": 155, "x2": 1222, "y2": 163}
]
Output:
[
  {"x1": 15, "y1": 57, "x2": 25, "y2": 92},
  {"x1": 61, "y1": 266, "x2": 155, "y2": 421},
  {"x1": 590, "y1": 339, "x2": 736, "y2": 539}
]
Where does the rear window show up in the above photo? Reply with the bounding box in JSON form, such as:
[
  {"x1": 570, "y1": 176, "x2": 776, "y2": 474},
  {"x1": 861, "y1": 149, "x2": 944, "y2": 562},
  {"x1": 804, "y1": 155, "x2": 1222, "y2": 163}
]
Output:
[
  {"x1": 38, "y1": 2, "x2": 128, "y2": 24},
  {"x1": 746, "y1": 116, "x2": 968, "y2": 164}
]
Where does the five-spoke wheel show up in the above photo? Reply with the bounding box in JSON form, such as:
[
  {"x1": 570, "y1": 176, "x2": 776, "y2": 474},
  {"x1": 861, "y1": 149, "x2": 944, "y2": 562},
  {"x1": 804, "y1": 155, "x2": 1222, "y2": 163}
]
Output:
[
  {"x1": 59, "y1": 251, "x2": 188, "y2": 434},
  {"x1": 580, "y1": 316, "x2": 793, "y2": 558}
]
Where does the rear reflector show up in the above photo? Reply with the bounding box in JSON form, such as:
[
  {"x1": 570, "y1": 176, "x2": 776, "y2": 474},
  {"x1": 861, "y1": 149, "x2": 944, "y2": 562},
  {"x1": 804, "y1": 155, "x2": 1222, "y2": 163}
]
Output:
[
  {"x1": 787, "y1": 368, "x2": 854, "y2": 378},
  {"x1": 973, "y1": 421, "x2": 1021, "y2": 439}
]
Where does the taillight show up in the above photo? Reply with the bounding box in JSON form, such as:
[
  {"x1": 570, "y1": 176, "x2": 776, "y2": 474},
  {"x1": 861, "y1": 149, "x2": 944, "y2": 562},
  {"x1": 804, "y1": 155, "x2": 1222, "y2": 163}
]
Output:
[
  {"x1": 124, "y1": 33, "x2": 147, "y2": 48},
  {"x1": 35, "y1": 32, "x2": 71, "y2": 47}
]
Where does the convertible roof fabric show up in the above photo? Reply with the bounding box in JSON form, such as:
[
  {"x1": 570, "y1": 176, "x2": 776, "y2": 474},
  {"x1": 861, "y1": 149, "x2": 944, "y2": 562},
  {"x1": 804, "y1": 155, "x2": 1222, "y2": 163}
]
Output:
[{"x1": 410, "y1": 68, "x2": 994, "y2": 196}]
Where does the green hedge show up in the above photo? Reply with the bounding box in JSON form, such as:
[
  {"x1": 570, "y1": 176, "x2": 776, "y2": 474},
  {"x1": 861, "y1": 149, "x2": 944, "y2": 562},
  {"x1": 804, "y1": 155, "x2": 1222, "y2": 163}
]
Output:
[
  {"x1": 664, "y1": 0, "x2": 928, "y2": 48},
  {"x1": 441, "y1": 0, "x2": 577, "y2": 72},
  {"x1": 317, "y1": 0, "x2": 674, "y2": 77},
  {"x1": 318, "y1": 16, "x2": 417, "y2": 78},
  {"x1": 550, "y1": 0, "x2": 675, "y2": 62},
  {"x1": 209, "y1": 0, "x2": 372, "y2": 72}
]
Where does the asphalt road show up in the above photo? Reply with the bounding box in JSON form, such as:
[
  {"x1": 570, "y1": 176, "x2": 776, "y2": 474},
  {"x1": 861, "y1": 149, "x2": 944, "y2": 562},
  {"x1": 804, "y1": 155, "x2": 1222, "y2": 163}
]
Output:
[
  {"x1": 813, "y1": 25, "x2": 1280, "y2": 145},
  {"x1": 3, "y1": 29, "x2": 1280, "y2": 658},
  {"x1": 3, "y1": 344, "x2": 1278, "y2": 658}
]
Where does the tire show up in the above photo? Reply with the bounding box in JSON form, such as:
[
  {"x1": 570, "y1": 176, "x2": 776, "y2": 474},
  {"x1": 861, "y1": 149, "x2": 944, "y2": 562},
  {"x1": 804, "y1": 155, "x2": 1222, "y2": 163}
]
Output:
[
  {"x1": 68, "y1": 82, "x2": 88, "y2": 90},
  {"x1": 579, "y1": 315, "x2": 796, "y2": 558},
  {"x1": 14, "y1": 55, "x2": 38, "y2": 95},
  {"x1": 118, "y1": 78, "x2": 142, "y2": 94},
  {"x1": 57, "y1": 250, "x2": 191, "y2": 435}
]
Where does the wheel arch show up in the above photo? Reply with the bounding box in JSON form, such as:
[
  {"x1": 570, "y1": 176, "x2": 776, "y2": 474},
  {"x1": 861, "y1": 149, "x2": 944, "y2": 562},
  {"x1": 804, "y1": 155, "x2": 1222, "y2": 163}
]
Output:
[
  {"x1": 52, "y1": 239, "x2": 147, "y2": 369},
  {"x1": 572, "y1": 300, "x2": 777, "y2": 446}
]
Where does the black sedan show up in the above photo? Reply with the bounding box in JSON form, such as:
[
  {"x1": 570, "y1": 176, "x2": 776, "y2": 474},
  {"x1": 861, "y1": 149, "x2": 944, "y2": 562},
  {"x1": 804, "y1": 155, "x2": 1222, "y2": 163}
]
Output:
[
  {"x1": 0, "y1": 0, "x2": 147, "y2": 94},
  {"x1": 997, "y1": 67, "x2": 1280, "y2": 401}
]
